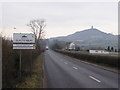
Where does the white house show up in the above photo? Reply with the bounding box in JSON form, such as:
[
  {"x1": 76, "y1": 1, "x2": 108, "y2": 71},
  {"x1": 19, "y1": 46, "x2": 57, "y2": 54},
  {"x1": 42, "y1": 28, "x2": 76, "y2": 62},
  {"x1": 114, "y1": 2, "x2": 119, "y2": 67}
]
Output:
[
  {"x1": 69, "y1": 42, "x2": 75, "y2": 50},
  {"x1": 89, "y1": 50, "x2": 109, "y2": 54}
]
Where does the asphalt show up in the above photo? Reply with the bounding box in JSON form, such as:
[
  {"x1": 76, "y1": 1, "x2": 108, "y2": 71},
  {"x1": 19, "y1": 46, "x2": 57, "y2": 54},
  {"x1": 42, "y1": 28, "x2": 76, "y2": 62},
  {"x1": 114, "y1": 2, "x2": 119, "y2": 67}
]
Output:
[{"x1": 44, "y1": 50, "x2": 119, "y2": 88}]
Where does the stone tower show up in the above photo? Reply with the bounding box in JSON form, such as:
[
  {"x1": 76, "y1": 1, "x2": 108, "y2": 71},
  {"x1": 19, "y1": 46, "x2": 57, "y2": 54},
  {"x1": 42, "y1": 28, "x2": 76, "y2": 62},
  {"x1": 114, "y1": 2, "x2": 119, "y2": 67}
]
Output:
[{"x1": 91, "y1": 26, "x2": 93, "y2": 29}]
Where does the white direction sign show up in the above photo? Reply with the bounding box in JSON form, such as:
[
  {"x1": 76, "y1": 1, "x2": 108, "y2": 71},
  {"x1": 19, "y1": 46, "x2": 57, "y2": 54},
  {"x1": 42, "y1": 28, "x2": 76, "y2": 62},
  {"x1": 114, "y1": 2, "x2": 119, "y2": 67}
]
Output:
[
  {"x1": 13, "y1": 44, "x2": 36, "y2": 49},
  {"x1": 13, "y1": 33, "x2": 35, "y2": 43}
]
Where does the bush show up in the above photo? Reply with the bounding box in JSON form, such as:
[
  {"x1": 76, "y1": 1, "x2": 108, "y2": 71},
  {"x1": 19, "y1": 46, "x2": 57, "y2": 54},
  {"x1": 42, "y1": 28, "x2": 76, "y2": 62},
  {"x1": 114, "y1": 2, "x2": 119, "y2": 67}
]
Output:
[{"x1": 2, "y1": 37, "x2": 42, "y2": 88}]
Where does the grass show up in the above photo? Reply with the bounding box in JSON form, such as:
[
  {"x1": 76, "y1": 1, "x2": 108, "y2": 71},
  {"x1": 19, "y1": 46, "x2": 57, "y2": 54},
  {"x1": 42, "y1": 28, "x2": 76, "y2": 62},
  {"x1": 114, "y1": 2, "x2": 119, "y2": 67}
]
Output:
[{"x1": 16, "y1": 53, "x2": 44, "y2": 88}]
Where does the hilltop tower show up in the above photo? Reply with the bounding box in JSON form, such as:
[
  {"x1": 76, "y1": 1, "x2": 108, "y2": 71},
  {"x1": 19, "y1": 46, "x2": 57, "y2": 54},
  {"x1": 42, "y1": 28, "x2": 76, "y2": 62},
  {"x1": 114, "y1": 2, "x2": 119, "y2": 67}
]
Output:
[{"x1": 91, "y1": 26, "x2": 93, "y2": 29}]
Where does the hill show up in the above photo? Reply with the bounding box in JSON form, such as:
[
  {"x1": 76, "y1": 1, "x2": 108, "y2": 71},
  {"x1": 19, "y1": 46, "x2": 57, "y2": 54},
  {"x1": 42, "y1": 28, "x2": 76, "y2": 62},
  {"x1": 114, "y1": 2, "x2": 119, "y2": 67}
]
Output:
[{"x1": 49, "y1": 26, "x2": 118, "y2": 48}]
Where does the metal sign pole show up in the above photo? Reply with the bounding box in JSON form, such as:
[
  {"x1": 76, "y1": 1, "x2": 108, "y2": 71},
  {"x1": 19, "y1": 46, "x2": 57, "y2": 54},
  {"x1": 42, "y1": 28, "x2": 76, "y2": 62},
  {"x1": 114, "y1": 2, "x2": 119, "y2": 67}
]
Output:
[
  {"x1": 30, "y1": 50, "x2": 32, "y2": 77},
  {"x1": 20, "y1": 50, "x2": 22, "y2": 80},
  {"x1": 13, "y1": 33, "x2": 36, "y2": 81}
]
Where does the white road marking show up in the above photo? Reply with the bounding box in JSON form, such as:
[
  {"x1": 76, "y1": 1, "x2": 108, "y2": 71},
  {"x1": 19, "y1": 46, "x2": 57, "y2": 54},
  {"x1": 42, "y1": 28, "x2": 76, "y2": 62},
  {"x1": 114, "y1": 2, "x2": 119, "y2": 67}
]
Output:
[
  {"x1": 64, "y1": 62, "x2": 68, "y2": 64},
  {"x1": 73, "y1": 67, "x2": 78, "y2": 70},
  {"x1": 89, "y1": 76, "x2": 101, "y2": 83}
]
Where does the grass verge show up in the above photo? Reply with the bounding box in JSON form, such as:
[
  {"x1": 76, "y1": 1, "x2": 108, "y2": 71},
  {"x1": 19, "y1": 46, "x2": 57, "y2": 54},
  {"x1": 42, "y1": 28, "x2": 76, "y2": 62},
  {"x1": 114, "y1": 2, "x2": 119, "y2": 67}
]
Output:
[{"x1": 16, "y1": 53, "x2": 44, "y2": 88}]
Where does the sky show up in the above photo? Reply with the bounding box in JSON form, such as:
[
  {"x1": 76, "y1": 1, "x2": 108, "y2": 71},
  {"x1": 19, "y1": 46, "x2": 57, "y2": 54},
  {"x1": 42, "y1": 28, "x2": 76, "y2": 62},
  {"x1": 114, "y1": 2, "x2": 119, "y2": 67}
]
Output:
[{"x1": 0, "y1": 0, "x2": 118, "y2": 38}]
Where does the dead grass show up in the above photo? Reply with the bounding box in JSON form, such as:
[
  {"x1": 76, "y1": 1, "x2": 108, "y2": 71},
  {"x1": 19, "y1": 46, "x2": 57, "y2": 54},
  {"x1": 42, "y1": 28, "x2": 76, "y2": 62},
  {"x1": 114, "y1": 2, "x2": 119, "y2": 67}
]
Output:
[{"x1": 16, "y1": 53, "x2": 44, "y2": 88}]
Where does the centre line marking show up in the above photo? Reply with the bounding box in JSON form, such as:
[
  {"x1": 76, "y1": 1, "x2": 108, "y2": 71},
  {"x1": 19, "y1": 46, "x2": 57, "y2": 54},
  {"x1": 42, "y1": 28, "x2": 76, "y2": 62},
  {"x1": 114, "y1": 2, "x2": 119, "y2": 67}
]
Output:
[
  {"x1": 89, "y1": 76, "x2": 101, "y2": 83},
  {"x1": 73, "y1": 67, "x2": 78, "y2": 70}
]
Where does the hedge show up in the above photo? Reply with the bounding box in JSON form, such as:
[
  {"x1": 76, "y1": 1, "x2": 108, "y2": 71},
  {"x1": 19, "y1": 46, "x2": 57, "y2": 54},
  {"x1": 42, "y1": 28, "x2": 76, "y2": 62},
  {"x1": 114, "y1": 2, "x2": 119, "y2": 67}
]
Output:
[{"x1": 55, "y1": 50, "x2": 119, "y2": 69}]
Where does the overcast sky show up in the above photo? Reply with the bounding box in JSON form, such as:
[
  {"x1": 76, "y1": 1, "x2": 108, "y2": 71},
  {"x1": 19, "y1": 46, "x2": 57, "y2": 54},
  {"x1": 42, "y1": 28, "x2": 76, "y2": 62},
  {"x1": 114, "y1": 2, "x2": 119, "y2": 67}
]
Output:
[{"x1": 0, "y1": 1, "x2": 118, "y2": 38}]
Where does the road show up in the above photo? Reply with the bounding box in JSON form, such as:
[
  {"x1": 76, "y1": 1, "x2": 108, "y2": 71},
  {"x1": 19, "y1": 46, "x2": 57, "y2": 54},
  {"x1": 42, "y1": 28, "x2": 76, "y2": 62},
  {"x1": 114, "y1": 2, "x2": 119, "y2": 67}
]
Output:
[{"x1": 44, "y1": 50, "x2": 119, "y2": 88}]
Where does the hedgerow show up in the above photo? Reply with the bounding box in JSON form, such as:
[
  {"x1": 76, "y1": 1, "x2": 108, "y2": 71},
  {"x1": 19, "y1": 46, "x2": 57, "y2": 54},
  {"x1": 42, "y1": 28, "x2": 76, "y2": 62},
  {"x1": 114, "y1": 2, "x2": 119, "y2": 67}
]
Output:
[{"x1": 55, "y1": 50, "x2": 119, "y2": 69}]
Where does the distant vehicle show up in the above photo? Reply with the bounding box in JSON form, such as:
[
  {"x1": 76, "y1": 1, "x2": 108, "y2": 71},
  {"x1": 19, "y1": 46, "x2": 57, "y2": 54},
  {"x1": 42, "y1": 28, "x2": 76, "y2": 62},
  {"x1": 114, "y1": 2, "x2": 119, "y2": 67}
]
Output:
[{"x1": 46, "y1": 46, "x2": 49, "y2": 50}]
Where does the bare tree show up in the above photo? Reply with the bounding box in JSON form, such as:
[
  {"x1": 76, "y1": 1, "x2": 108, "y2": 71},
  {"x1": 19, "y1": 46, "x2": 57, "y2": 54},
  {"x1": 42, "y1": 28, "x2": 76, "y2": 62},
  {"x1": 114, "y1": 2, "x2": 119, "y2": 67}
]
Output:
[
  {"x1": 27, "y1": 19, "x2": 46, "y2": 43},
  {"x1": 36, "y1": 19, "x2": 46, "y2": 40}
]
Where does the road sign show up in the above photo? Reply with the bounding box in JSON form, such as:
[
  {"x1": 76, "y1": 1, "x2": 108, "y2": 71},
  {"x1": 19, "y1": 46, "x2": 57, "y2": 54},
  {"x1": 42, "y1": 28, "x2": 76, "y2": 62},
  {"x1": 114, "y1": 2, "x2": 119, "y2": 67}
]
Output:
[
  {"x1": 13, "y1": 44, "x2": 36, "y2": 49},
  {"x1": 13, "y1": 33, "x2": 36, "y2": 80},
  {"x1": 13, "y1": 33, "x2": 35, "y2": 43}
]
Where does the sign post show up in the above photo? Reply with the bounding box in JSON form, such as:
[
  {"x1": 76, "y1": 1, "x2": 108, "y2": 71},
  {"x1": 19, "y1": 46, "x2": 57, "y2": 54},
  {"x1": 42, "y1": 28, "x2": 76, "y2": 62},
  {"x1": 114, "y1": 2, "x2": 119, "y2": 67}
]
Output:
[
  {"x1": 20, "y1": 50, "x2": 21, "y2": 79},
  {"x1": 13, "y1": 33, "x2": 35, "y2": 80}
]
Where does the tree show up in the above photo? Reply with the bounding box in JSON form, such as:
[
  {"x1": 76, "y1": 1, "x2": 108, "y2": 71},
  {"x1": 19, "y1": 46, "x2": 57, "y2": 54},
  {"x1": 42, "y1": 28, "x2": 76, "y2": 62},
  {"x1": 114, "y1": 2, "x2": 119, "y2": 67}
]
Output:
[
  {"x1": 107, "y1": 46, "x2": 110, "y2": 51},
  {"x1": 51, "y1": 40, "x2": 66, "y2": 50},
  {"x1": 111, "y1": 47, "x2": 114, "y2": 52},
  {"x1": 65, "y1": 42, "x2": 71, "y2": 50},
  {"x1": 118, "y1": 49, "x2": 120, "y2": 52},
  {"x1": 27, "y1": 19, "x2": 46, "y2": 43},
  {"x1": 75, "y1": 46, "x2": 80, "y2": 51},
  {"x1": 115, "y1": 49, "x2": 117, "y2": 52}
]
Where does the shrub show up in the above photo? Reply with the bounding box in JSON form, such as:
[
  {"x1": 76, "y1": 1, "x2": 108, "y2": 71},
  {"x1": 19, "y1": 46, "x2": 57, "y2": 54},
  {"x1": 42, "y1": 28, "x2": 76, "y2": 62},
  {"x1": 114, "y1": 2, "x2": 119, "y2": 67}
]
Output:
[{"x1": 2, "y1": 37, "x2": 42, "y2": 88}]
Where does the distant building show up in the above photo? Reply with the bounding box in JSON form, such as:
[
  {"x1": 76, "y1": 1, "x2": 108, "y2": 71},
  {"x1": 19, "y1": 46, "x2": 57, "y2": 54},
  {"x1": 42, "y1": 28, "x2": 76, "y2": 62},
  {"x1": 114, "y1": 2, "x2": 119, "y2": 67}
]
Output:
[
  {"x1": 89, "y1": 50, "x2": 109, "y2": 54},
  {"x1": 69, "y1": 42, "x2": 75, "y2": 50}
]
